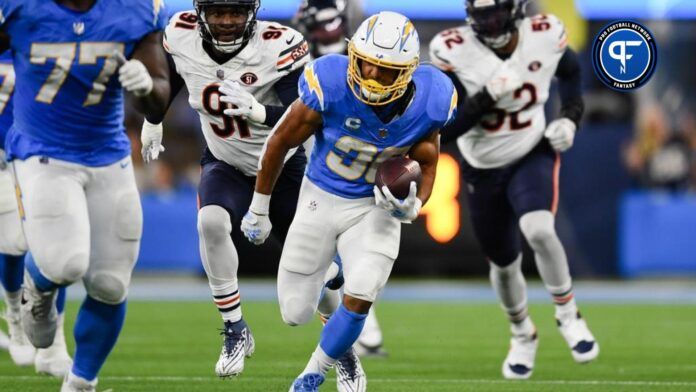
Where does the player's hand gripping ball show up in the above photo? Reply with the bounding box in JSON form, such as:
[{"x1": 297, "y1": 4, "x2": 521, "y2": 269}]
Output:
[{"x1": 374, "y1": 157, "x2": 423, "y2": 223}]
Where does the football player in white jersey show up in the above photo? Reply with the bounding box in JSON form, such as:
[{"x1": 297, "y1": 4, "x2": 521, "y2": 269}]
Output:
[
  {"x1": 429, "y1": 0, "x2": 598, "y2": 379},
  {"x1": 294, "y1": 0, "x2": 388, "y2": 359},
  {"x1": 140, "y1": 1, "x2": 365, "y2": 383}
]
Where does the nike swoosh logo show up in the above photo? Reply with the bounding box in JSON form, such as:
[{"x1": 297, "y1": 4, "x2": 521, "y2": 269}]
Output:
[
  {"x1": 120, "y1": 161, "x2": 130, "y2": 169},
  {"x1": 286, "y1": 36, "x2": 295, "y2": 45}
]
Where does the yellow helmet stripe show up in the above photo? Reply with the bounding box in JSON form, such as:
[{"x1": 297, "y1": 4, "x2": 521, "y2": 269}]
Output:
[
  {"x1": 399, "y1": 21, "x2": 415, "y2": 51},
  {"x1": 448, "y1": 89, "x2": 458, "y2": 121},
  {"x1": 365, "y1": 15, "x2": 379, "y2": 42}
]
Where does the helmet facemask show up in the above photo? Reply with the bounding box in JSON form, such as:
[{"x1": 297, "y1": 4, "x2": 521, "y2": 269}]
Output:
[
  {"x1": 466, "y1": 0, "x2": 523, "y2": 49},
  {"x1": 347, "y1": 41, "x2": 418, "y2": 106},
  {"x1": 196, "y1": 2, "x2": 259, "y2": 53}
]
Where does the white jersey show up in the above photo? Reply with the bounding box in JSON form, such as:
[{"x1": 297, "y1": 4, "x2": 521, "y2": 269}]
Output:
[
  {"x1": 165, "y1": 12, "x2": 310, "y2": 176},
  {"x1": 430, "y1": 14, "x2": 568, "y2": 169}
]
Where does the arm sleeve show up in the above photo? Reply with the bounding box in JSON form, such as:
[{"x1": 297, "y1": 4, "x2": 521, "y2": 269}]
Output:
[
  {"x1": 439, "y1": 71, "x2": 496, "y2": 144},
  {"x1": 145, "y1": 53, "x2": 184, "y2": 124},
  {"x1": 555, "y1": 48, "x2": 584, "y2": 126},
  {"x1": 263, "y1": 67, "x2": 302, "y2": 127}
]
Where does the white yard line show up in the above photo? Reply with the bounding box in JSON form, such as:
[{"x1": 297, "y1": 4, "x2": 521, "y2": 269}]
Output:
[{"x1": 1, "y1": 375, "x2": 695, "y2": 387}]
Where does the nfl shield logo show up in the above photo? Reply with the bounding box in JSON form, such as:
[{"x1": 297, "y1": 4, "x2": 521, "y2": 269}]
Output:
[
  {"x1": 379, "y1": 129, "x2": 388, "y2": 138},
  {"x1": 216, "y1": 70, "x2": 225, "y2": 80},
  {"x1": 73, "y1": 22, "x2": 85, "y2": 35}
]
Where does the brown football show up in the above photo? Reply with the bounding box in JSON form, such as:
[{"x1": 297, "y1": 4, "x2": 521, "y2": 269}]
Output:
[{"x1": 375, "y1": 157, "x2": 422, "y2": 199}]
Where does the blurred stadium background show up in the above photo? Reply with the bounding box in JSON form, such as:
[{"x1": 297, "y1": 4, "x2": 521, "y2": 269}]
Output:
[
  {"x1": 127, "y1": 0, "x2": 696, "y2": 279},
  {"x1": 4, "y1": 1, "x2": 696, "y2": 391}
]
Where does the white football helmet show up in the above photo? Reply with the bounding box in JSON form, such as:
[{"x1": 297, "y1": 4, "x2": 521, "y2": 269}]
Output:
[{"x1": 347, "y1": 11, "x2": 420, "y2": 106}]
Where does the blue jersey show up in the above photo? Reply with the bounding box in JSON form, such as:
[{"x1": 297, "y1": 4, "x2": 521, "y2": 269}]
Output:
[
  {"x1": 0, "y1": 51, "x2": 14, "y2": 148},
  {"x1": 298, "y1": 54, "x2": 457, "y2": 199},
  {"x1": 0, "y1": 0, "x2": 167, "y2": 166}
]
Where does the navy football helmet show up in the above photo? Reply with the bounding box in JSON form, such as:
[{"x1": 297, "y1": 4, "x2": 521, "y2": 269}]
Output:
[
  {"x1": 465, "y1": 0, "x2": 528, "y2": 49},
  {"x1": 195, "y1": 0, "x2": 260, "y2": 53},
  {"x1": 293, "y1": 0, "x2": 348, "y2": 57}
]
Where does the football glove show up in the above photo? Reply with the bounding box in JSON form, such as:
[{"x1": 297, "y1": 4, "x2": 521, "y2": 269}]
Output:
[
  {"x1": 140, "y1": 119, "x2": 165, "y2": 164},
  {"x1": 544, "y1": 118, "x2": 577, "y2": 152},
  {"x1": 113, "y1": 51, "x2": 153, "y2": 97},
  {"x1": 219, "y1": 80, "x2": 266, "y2": 124},
  {"x1": 241, "y1": 192, "x2": 272, "y2": 245},
  {"x1": 485, "y1": 60, "x2": 523, "y2": 101},
  {"x1": 373, "y1": 181, "x2": 423, "y2": 224}
]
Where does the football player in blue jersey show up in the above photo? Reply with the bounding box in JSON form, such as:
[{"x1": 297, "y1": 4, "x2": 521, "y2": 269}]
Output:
[
  {"x1": 0, "y1": 0, "x2": 170, "y2": 390},
  {"x1": 294, "y1": 0, "x2": 389, "y2": 360},
  {"x1": 0, "y1": 53, "x2": 72, "y2": 377},
  {"x1": 242, "y1": 12, "x2": 457, "y2": 391}
]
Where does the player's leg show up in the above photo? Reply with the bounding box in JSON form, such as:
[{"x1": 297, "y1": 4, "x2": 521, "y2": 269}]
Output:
[
  {"x1": 197, "y1": 154, "x2": 255, "y2": 377},
  {"x1": 62, "y1": 157, "x2": 141, "y2": 389},
  {"x1": 462, "y1": 162, "x2": 537, "y2": 379},
  {"x1": 34, "y1": 278, "x2": 71, "y2": 377},
  {"x1": 509, "y1": 143, "x2": 598, "y2": 363},
  {"x1": 13, "y1": 157, "x2": 90, "y2": 350},
  {"x1": 268, "y1": 153, "x2": 343, "y2": 325}
]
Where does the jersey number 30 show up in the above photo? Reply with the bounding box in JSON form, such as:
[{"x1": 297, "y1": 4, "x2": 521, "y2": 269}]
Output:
[{"x1": 326, "y1": 136, "x2": 410, "y2": 183}]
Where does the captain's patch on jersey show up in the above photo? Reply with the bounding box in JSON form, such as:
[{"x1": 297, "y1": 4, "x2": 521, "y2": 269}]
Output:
[{"x1": 591, "y1": 21, "x2": 657, "y2": 91}]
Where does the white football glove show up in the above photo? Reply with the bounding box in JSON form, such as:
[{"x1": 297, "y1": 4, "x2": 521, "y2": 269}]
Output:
[
  {"x1": 112, "y1": 51, "x2": 153, "y2": 97},
  {"x1": 373, "y1": 181, "x2": 423, "y2": 224},
  {"x1": 219, "y1": 80, "x2": 266, "y2": 124},
  {"x1": 140, "y1": 119, "x2": 165, "y2": 164},
  {"x1": 241, "y1": 192, "x2": 272, "y2": 245},
  {"x1": 0, "y1": 149, "x2": 7, "y2": 171},
  {"x1": 485, "y1": 60, "x2": 523, "y2": 101},
  {"x1": 544, "y1": 118, "x2": 577, "y2": 152}
]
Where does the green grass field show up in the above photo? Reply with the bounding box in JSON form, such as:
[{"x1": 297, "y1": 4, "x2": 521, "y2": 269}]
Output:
[{"x1": 1, "y1": 302, "x2": 695, "y2": 391}]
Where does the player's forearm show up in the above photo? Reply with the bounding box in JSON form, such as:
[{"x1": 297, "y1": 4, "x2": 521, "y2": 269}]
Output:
[
  {"x1": 255, "y1": 136, "x2": 290, "y2": 195},
  {"x1": 440, "y1": 72, "x2": 495, "y2": 143},
  {"x1": 133, "y1": 78, "x2": 169, "y2": 120},
  {"x1": 417, "y1": 159, "x2": 437, "y2": 205},
  {"x1": 411, "y1": 132, "x2": 441, "y2": 205},
  {"x1": 556, "y1": 49, "x2": 584, "y2": 126}
]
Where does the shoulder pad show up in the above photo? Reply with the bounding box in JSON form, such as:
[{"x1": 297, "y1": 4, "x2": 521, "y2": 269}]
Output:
[
  {"x1": 526, "y1": 14, "x2": 568, "y2": 53},
  {"x1": 164, "y1": 10, "x2": 199, "y2": 55},
  {"x1": 255, "y1": 21, "x2": 311, "y2": 73},
  {"x1": 298, "y1": 54, "x2": 348, "y2": 112},
  {"x1": 428, "y1": 26, "x2": 470, "y2": 73},
  {"x1": 419, "y1": 65, "x2": 457, "y2": 126},
  {"x1": 127, "y1": 0, "x2": 168, "y2": 32}
]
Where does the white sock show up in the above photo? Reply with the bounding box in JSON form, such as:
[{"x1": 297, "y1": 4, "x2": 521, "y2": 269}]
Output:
[
  {"x1": 4, "y1": 290, "x2": 21, "y2": 313},
  {"x1": 489, "y1": 255, "x2": 529, "y2": 323},
  {"x1": 301, "y1": 345, "x2": 336, "y2": 377},
  {"x1": 511, "y1": 316, "x2": 536, "y2": 338}
]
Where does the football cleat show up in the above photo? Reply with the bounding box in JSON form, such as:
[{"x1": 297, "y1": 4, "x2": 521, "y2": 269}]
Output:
[
  {"x1": 21, "y1": 274, "x2": 58, "y2": 349},
  {"x1": 60, "y1": 371, "x2": 97, "y2": 392},
  {"x1": 289, "y1": 373, "x2": 325, "y2": 392},
  {"x1": 502, "y1": 331, "x2": 538, "y2": 380},
  {"x1": 215, "y1": 319, "x2": 255, "y2": 377},
  {"x1": 335, "y1": 347, "x2": 367, "y2": 392},
  {"x1": 4, "y1": 307, "x2": 36, "y2": 366},
  {"x1": 557, "y1": 312, "x2": 599, "y2": 363},
  {"x1": 35, "y1": 314, "x2": 73, "y2": 377}
]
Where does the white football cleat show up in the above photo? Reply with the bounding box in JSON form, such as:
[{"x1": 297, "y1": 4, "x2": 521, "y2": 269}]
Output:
[
  {"x1": 0, "y1": 327, "x2": 9, "y2": 350},
  {"x1": 502, "y1": 331, "x2": 538, "y2": 380},
  {"x1": 5, "y1": 308, "x2": 36, "y2": 366},
  {"x1": 35, "y1": 313, "x2": 72, "y2": 377},
  {"x1": 21, "y1": 274, "x2": 58, "y2": 349},
  {"x1": 61, "y1": 371, "x2": 97, "y2": 392},
  {"x1": 335, "y1": 347, "x2": 367, "y2": 392},
  {"x1": 557, "y1": 312, "x2": 599, "y2": 363},
  {"x1": 215, "y1": 320, "x2": 255, "y2": 377}
]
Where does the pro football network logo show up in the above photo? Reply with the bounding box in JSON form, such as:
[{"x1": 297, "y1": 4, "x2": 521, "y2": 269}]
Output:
[{"x1": 592, "y1": 21, "x2": 657, "y2": 91}]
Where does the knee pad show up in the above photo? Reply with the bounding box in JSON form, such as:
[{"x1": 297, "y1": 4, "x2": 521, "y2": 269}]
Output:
[
  {"x1": 519, "y1": 211, "x2": 557, "y2": 246},
  {"x1": 197, "y1": 205, "x2": 232, "y2": 245},
  {"x1": 37, "y1": 248, "x2": 89, "y2": 285},
  {"x1": 116, "y1": 192, "x2": 143, "y2": 241},
  {"x1": 489, "y1": 254, "x2": 523, "y2": 280},
  {"x1": 84, "y1": 271, "x2": 129, "y2": 304},
  {"x1": 280, "y1": 296, "x2": 316, "y2": 326},
  {"x1": 0, "y1": 213, "x2": 27, "y2": 256}
]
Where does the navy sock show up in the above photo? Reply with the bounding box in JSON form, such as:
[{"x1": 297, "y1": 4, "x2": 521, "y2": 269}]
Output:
[
  {"x1": 0, "y1": 253, "x2": 24, "y2": 292},
  {"x1": 72, "y1": 296, "x2": 126, "y2": 381},
  {"x1": 24, "y1": 252, "x2": 59, "y2": 291},
  {"x1": 319, "y1": 304, "x2": 368, "y2": 358},
  {"x1": 56, "y1": 286, "x2": 67, "y2": 314}
]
